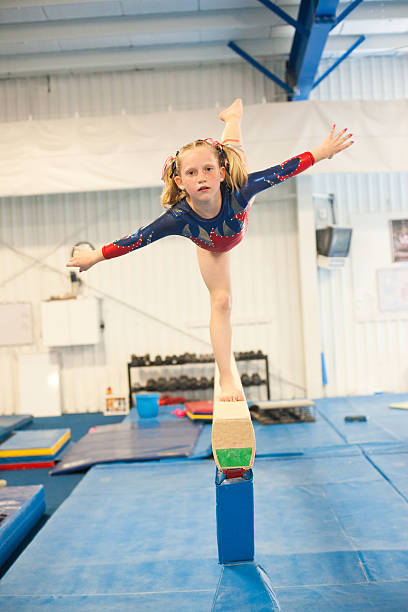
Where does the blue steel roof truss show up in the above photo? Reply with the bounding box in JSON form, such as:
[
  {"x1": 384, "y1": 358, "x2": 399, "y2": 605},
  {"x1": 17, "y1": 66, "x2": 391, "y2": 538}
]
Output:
[{"x1": 228, "y1": 0, "x2": 365, "y2": 101}]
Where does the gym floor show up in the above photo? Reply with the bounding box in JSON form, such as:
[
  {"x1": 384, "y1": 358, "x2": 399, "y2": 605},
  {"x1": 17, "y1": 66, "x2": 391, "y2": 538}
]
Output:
[{"x1": 0, "y1": 394, "x2": 407, "y2": 611}]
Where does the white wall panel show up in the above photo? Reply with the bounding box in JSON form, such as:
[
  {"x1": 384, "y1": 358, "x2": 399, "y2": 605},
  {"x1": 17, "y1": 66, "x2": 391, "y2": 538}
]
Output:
[
  {"x1": 314, "y1": 170, "x2": 408, "y2": 396},
  {"x1": 0, "y1": 60, "x2": 303, "y2": 414},
  {"x1": 0, "y1": 179, "x2": 303, "y2": 413},
  {"x1": 0, "y1": 59, "x2": 287, "y2": 122},
  {"x1": 311, "y1": 55, "x2": 408, "y2": 396},
  {"x1": 0, "y1": 54, "x2": 406, "y2": 413}
]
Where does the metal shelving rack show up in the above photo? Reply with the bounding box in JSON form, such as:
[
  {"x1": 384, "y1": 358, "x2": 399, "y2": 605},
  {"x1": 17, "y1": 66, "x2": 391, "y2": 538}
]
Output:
[{"x1": 127, "y1": 353, "x2": 271, "y2": 408}]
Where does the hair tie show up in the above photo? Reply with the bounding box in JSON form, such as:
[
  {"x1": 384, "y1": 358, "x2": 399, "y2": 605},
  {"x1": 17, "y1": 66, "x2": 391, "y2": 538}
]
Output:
[
  {"x1": 201, "y1": 138, "x2": 229, "y2": 173},
  {"x1": 170, "y1": 151, "x2": 179, "y2": 178},
  {"x1": 161, "y1": 150, "x2": 179, "y2": 181}
]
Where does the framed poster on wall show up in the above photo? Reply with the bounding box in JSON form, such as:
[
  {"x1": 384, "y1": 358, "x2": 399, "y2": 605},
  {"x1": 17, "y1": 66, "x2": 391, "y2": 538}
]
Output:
[{"x1": 390, "y1": 219, "x2": 408, "y2": 263}]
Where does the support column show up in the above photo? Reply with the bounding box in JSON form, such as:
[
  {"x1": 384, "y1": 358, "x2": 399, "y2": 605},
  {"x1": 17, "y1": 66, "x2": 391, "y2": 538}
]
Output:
[
  {"x1": 215, "y1": 468, "x2": 254, "y2": 564},
  {"x1": 296, "y1": 174, "x2": 323, "y2": 397}
]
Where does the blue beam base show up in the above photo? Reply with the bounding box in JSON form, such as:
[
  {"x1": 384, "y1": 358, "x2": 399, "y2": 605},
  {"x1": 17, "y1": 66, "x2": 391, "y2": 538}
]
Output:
[
  {"x1": 215, "y1": 468, "x2": 254, "y2": 564},
  {"x1": 212, "y1": 562, "x2": 281, "y2": 611}
]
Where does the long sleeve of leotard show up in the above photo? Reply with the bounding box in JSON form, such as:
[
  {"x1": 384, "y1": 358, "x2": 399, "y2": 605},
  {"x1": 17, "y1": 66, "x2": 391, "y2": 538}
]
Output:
[
  {"x1": 239, "y1": 151, "x2": 314, "y2": 203},
  {"x1": 102, "y1": 209, "x2": 180, "y2": 259}
]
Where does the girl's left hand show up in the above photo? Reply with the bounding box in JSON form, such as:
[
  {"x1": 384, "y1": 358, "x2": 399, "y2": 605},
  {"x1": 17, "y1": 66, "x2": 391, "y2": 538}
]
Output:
[{"x1": 311, "y1": 125, "x2": 353, "y2": 163}]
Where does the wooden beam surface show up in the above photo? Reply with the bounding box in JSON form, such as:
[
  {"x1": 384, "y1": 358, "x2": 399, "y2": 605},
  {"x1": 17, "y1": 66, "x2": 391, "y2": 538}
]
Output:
[{"x1": 212, "y1": 354, "x2": 256, "y2": 471}]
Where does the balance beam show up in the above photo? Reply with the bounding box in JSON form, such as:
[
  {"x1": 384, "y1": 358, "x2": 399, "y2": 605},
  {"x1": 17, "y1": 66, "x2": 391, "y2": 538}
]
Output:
[
  {"x1": 212, "y1": 354, "x2": 256, "y2": 564},
  {"x1": 212, "y1": 355, "x2": 256, "y2": 472}
]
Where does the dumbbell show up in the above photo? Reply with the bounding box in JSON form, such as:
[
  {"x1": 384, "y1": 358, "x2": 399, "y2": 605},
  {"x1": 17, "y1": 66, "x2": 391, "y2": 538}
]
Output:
[
  {"x1": 178, "y1": 375, "x2": 190, "y2": 391},
  {"x1": 251, "y1": 373, "x2": 262, "y2": 386},
  {"x1": 198, "y1": 376, "x2": 209, "y2": 389},
  {"x1": 156, "y1": 377, "x2": 167, "y2": 391},
  {"x1": 145, "y1": 378, "x2": 157, "y2": 391},
  {"x1": 168, "y1": 377, "x2": 179, "y2": 391},
  {"x1": 241, "y1": 373, "x2": 251, "y2": 387}
]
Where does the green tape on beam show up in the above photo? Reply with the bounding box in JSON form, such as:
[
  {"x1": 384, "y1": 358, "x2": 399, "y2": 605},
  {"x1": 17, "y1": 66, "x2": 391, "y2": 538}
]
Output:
[{"x1": 215, "y1": 447, "x2": 252, "y2": 468}]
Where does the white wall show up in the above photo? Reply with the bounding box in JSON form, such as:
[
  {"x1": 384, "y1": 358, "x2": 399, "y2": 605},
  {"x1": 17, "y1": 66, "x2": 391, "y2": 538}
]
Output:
[
  {"x1": 311, "y1": 56, "x2": 408, "y2": 396},
  {"x1": 0, "y1": 55, "x2": 407, "y2": 413},
  {"x1": 0, "y1": 60, "x2": 307, "y2": 414}
]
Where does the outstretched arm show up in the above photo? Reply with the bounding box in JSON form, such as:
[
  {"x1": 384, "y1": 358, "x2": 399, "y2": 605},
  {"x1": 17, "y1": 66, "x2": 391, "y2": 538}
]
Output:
[
  {"x1": 66, "y1": 209, "x2": 181, "y2": 272},
  {"x1": 239, "y1": 125, "x2": 353, "y2": 202}
]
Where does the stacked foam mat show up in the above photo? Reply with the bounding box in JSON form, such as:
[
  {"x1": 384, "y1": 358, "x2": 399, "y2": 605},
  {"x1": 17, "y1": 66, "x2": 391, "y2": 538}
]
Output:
[
  {"x1": 0, "y1": 393, "x2": 407, "y2": 611},
  {"x1": 0, "y1": 485, "x2": 45, "y2": 567},
  {"x1": 0, "y1": 429, "x2": 71, "y2": 470},
  {"x1": 0, "y1": 416, "x2": 32, "y2": 443}
]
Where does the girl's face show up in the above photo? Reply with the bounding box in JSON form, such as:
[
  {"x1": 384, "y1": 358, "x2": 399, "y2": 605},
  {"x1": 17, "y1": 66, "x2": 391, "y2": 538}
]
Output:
[{"x1": 174, "y1": 147, "x2": 225, "y2": 204}]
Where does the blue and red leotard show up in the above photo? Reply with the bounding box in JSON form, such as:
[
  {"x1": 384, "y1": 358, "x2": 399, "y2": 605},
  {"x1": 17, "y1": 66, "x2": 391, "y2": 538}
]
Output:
[{"x1": 102, "y1": 152, "x2": 314, "y2": 258}]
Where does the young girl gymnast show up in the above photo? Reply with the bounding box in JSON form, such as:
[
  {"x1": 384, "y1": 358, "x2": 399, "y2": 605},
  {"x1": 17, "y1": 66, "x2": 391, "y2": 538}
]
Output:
[{"x1": 66, "y1": 99, "x2": 353, "y2": 402}]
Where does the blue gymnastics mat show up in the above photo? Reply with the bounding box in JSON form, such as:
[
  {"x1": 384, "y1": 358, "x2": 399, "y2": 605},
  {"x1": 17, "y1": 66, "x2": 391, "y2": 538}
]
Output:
[
  {"x1": 0, "y1": 485, "x2": 45, "y2": 567},
  {"x1": 127, "y1": 404, "x2": 347, "y2": 459},
  {"x1": 361, "y1": 443, "x2": 408, "y2": 500},
  {"x1": 1, "y1": 451, "x2": 408, "y2": 611},
  {"x1": 315, "y1": 393, "x2": 408, "y2": 444},
  {"x1": 0, "y1": 415, "x2": 32, "y2": 443},
  {"x1": 51, "y1": 419, "x2": 203, "y2": 474},
  {"x1": 0, "y1": 429, "x2": 71, "y2": 460}
]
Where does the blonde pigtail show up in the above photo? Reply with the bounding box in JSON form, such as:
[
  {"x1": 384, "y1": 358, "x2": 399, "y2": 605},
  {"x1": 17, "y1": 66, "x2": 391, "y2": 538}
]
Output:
[
  {"x1": 222, "y1": 145, "x2": 248, "y2": 192},
  {"x1": 160, "y1": 168, "x2": 185, "y2": 209}
]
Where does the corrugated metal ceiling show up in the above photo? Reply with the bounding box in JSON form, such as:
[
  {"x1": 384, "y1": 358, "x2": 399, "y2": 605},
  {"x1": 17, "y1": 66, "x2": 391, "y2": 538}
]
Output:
[{"x1": 0, "y1": 1, "x2": 406, "y2": 80}]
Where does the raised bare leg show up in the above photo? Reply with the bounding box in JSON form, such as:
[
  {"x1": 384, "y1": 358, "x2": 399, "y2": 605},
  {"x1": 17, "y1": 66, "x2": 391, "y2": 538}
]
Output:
[
  {"x1": 196, "y1": 246, "x2": 244, "y2": 402},
  {"x1": 219, "y1": 98, "x2": 248, "y2": 170}
]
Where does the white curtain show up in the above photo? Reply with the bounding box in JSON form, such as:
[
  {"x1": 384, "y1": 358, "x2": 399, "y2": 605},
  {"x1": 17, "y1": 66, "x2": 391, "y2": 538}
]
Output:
[{"x1": 0, "y1": 99, "x2": 406, "y2": 197}]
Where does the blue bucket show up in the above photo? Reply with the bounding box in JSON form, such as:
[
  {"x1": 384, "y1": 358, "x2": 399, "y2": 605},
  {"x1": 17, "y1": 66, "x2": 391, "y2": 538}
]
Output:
[{"x1": 135, "y1": 393, "x2": 160, "y2": 418}]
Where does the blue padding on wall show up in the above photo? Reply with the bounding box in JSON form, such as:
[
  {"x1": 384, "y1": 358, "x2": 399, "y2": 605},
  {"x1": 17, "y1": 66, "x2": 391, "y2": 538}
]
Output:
[
  {"x1": 0, "y1": 485, "x2": 45, "y2": 567},
  {"x1": 0, "y1": 415, "x2": 32, "y2": 443},
  {"x1": 1, "y1": 454, "x2": 408, "y2": 611}
]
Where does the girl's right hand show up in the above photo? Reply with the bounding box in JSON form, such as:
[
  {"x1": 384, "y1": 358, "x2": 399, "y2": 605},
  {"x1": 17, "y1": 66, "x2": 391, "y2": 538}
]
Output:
[
  {"x1": 66, "y1": 247, "x2": 103, "y2": 272},
  {"x1": 311, "y1": 125, "x2": 353, "y2": 163}
]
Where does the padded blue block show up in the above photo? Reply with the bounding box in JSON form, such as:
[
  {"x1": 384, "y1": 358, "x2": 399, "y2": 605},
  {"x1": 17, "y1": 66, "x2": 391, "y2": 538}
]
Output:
[
  {"x1": 212, "y1": 563, "x2": 280, "y2": 611},
  {"x1": 0, "y1": 485, "x2": 45, "y2": 566},
  {"x1": 0, "y1": 429, "x2": 70, "y2": 459},
  {"x1": 216, "y1": 470, "x2": 254, "y2": 564},
  {"x1": 0, "y1": 415, "x2": 32, "y2": 442}
]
